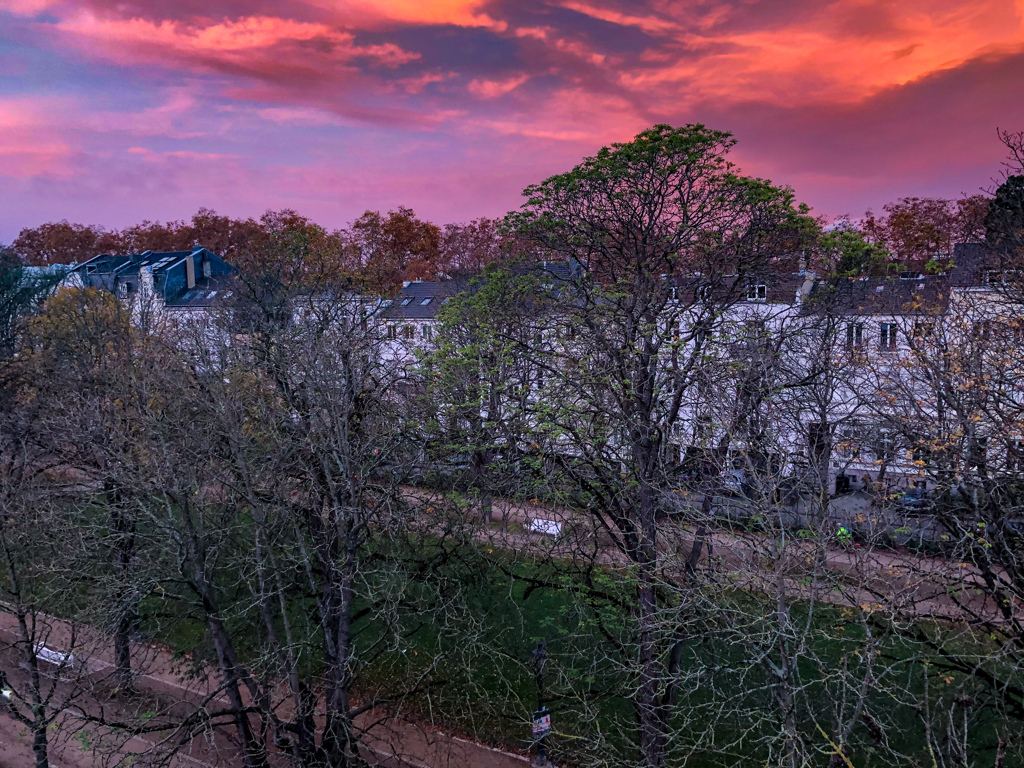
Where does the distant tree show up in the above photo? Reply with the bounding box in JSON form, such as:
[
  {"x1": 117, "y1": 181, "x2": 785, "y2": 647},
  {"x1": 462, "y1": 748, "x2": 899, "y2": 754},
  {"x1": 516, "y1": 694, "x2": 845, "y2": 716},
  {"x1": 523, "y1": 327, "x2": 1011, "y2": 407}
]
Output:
[
  {"x1": 346, "y1": 207, "x2": 441, "y2": 292},
  {"x1": 11, "y1": 221, "x2": 118, "y2": 266},
  {"x1": 0, "y1": 250, "x2": 65, "y2": 358},
  {"x1": 437, "y1": 218, "x2": 521, "y2": 277},
  {"x1": 820, "y1": 219, "x2": 891, "y2": 276},
  {"x1": 863, "y1": 196, "x2": 988, "y2": 270}
]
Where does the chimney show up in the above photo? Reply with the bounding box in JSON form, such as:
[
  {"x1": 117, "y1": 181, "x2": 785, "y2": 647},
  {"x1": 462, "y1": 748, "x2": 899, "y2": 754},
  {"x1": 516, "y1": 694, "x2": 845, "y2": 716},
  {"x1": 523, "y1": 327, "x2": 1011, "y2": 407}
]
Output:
[{"x1": 186, "y1": 254, "x2": 196, "y2": 289}]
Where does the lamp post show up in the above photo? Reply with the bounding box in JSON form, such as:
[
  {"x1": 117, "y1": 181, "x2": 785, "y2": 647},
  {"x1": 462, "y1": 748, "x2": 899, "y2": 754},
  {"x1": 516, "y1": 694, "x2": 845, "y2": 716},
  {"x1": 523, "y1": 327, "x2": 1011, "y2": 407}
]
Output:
[{"x1": 531, "y1": 641, "x2": 550, "y2": 767}]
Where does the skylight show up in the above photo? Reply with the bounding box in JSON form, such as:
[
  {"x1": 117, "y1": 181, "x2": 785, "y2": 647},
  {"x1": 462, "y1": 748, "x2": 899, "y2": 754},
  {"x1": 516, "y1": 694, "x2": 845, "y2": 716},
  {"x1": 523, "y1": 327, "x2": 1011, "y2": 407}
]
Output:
[
  {"x1": 420, "y1": 297, "x2": 433, "y2": 306},
  {"x1": 401, "y1": 297, "x2": 414, "y2": 306}
]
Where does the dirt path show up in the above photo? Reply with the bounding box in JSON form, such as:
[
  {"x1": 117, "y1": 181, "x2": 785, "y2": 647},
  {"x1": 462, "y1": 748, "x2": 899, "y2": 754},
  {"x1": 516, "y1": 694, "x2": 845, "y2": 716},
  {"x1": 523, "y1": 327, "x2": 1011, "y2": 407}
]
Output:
[
  {"x1": 0, "y1": 612, "x2": 531, "y2": 768},
  {"x1": 402, "y1": 486, "x2": 1013, "y2": 623}
]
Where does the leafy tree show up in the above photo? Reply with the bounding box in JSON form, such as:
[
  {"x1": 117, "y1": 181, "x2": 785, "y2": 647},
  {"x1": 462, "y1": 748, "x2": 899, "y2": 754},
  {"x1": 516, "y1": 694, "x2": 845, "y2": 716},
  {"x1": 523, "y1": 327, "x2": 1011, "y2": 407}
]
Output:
[
  {"x1": 500, "y1": 124, "x2": 813, "y2": 767},
  {"x1": 10, "y1": 220, "x2": 119, "y2": 266},
  {"x1": 985, "y1": 175, "x2": 1024, "y2": 268},
  {"x1": 347, "y1": 207, "x2": 441, "y2": 293},
  {"x1": 820, "y1": 220, "x2": 891, "y2": 277},
  {"x1": 863, "y1": 196, "x2": 988, "y2": 270}
]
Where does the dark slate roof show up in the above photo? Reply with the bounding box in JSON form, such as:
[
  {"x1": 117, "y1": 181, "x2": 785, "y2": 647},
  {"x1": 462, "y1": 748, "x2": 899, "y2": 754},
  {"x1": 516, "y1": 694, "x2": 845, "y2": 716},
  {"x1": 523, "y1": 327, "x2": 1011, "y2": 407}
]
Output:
[
  {"x1": 672, "y1": 271, "x2": 812, "y2": 305},
  {"x1": 77, "y1": 250, "x2": 200, "y2": 275},
  {"x1": 803, "y1": 274, "x2": 950, "y2": 316},
  {"x1": 383, "y1": 279, "x2": 472, "y2": 320},
  {"x1": 164, "y1": 275, "x2": 237, "y2": 308}
]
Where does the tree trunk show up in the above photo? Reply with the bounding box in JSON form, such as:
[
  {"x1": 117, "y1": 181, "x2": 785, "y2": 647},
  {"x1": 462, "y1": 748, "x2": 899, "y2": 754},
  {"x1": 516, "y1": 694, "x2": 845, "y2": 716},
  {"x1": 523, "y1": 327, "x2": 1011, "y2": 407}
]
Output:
[
  {"x1": 32, "y1": 722, "x2": 48, "y2": 768},
  {"x1": 636, "y1": 477, "x2": 668, "y2": 768},
  {"x1": 113, "y1": 610, "x2": 134, "y2": 692},
  {"x1": 107, "y1": 495, "x2": 137, "y2": 693}
]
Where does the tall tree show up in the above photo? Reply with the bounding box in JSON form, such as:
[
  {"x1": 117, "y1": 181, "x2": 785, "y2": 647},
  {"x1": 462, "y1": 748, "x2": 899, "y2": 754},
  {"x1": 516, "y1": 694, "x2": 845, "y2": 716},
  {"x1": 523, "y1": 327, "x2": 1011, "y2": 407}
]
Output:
[{"x1": 500, "y1": 124, "x2": 812, "y2": 767}]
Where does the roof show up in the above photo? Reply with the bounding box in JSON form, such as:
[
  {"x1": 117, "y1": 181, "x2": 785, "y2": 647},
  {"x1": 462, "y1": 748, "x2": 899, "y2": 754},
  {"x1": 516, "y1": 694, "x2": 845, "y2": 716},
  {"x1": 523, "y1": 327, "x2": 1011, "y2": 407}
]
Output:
[
  {"x1": 382, "y1": 279, "x2": 472, "y2": 320},
  {"x1": 670, "y1": 271, "x2": 813, "y2": 306},
  {"x1": 164, "y1": 275, "x2": 237, "y2": 308},
  {"x1": 76, "y1": 250, "x2": 209, "y2": 275},
  {"x1": 803, "y1": 274, "x2": 950, "y2": 316}
]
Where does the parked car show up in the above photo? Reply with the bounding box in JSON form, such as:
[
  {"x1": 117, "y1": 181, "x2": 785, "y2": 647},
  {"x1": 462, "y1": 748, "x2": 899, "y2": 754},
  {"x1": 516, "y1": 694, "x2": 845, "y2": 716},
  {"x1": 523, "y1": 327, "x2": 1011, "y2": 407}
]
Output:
[{"x1": 892, "y1": 486, "x2": 932, "y2": 510}]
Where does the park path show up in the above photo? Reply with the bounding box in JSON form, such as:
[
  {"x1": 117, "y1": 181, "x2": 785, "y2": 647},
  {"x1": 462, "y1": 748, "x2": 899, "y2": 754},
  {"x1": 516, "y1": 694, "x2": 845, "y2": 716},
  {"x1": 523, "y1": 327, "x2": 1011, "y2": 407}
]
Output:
[
  {"x1": 401, "y1": 486, "x2": 1011, "y2": 623},
  {"x1": 0, "y1": 610, "x2": 531, "y2": 768}
]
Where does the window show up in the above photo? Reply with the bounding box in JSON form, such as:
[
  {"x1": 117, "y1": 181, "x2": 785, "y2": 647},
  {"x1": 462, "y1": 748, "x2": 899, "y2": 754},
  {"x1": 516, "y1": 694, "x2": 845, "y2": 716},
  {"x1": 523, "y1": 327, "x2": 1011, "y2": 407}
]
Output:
[
  {"x1": 400, "y1": 297, "x2": 414, "y2": 307},
  {"x1": 879, "y1": 323, "x2": 897, "y2": 351},
  {"x1": 746, "y1": 284, "x2": 767, "y2": 302},
  {"x1": 118, "y1": 282, "x2": 128, "y2": 299},
  {"x1": 694, "y1": 414, "x2": 713, "y2": 442},
  {"x1": 401, "y1": 325, "x2": 415, "y2": 340},
  {"x1": 845, "y1": 323, "x2": 863, "y2": 349},
  {"x1": 420, "y1": 297, "x2": 433, "y2": 306},
  {"x1": 974, "y1": 320, "x2": 994, "y2": 340},
  {"x1": 873, "y1": 428, "x2": 896, "y2": 461},
  {"x1": 836, "y1": 423, "x2": 865, "y2": 458},
  {"x1": 912, "y1": 321, "x2": 934, "y2": 338},
  {"x1": 387, "y1": 324, "x2": 398, "y2": 340},
  {"x1": 422, "y1": 324, "x2": 434, "y2": 341}
]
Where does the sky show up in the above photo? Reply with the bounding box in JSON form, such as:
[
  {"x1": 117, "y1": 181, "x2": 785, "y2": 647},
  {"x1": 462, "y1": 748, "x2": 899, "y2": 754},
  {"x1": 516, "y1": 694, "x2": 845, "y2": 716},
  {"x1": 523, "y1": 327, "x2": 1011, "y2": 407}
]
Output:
[{"x1": 0, "y1": 0, "x2": 1022, "y2": 241}]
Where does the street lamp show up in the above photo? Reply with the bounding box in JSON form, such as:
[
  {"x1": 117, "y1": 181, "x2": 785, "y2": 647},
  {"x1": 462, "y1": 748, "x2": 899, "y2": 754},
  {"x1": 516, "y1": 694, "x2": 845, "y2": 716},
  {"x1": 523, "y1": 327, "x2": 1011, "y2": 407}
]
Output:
[{"x1": 531, "y1": 641, "x2": 550, "y2": 767}]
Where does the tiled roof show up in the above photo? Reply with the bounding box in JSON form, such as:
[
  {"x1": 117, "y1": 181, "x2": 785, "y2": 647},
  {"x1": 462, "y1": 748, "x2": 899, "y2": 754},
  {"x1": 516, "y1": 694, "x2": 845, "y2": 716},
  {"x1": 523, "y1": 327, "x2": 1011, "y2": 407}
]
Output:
[
  {"x1": 164, "y1": 275, "x2": 237, "y2": 308},
  {"x1": 382, "y1": 279, "x2": 472, "y2": 320},
  {"x1": 803, "y1": 274, "x2": 950, "y2": 316}
]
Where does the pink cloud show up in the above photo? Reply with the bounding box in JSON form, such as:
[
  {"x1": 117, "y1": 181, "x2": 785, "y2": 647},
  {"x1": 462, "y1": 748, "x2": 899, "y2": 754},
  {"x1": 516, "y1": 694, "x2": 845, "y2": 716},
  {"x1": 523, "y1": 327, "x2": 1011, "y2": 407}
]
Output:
[
  {"x1": 467, "y1": 73, "x2": 529, "y2": 99},
  {"x1": 0, "y1": 98, "x2": 73, "y2": 178},
  {"x1": 52, "y1": 12, "x2": 420, "y2": 78}
]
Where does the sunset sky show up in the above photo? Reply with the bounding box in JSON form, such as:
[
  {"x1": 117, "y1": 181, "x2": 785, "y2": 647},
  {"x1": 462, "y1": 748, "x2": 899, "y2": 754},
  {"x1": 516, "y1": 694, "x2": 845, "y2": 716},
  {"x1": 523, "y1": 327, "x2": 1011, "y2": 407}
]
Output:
[{"x1": 1, "y1": 0, "x2": 1022, "y2": 240}]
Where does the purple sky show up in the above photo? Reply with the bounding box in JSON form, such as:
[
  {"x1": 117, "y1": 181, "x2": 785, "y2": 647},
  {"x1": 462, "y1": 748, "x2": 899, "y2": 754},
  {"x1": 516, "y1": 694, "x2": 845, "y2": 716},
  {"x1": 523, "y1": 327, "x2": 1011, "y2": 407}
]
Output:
[{"x1": 1, "y1": 0, "x2": 1022, "y2": 240}]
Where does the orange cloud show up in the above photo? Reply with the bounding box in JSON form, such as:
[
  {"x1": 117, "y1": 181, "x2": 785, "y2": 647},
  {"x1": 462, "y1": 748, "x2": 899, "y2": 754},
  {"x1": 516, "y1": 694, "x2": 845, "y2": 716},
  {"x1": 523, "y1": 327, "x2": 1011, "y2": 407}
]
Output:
[
  {"x1": 609, "y1": 0, "x2": 1024, "y2": 107},
  {"x1": 307, "y1": 0, "x2": 507, "y2": 30}
]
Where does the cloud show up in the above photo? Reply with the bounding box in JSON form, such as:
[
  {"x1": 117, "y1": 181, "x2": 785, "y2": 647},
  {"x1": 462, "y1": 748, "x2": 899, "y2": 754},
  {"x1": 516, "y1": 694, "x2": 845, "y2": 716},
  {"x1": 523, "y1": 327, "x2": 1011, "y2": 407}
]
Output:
[
  {"x1": 51, "y1": 12, "x2": 420, "y2": 78},
  {"x1": 0, "y1": 98, "x2": 73, "y2": 178},
  {"x1": 1, "y1": 0, "x2": 1022, "y2": 240},
  {"x1": 467, "y1": 73, "x2": 529, "y2": 98}
]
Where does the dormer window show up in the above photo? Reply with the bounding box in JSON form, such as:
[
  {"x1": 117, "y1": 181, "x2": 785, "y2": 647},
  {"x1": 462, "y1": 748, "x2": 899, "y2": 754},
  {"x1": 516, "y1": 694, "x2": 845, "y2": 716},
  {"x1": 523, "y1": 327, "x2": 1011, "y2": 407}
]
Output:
[{"x1": 746, "y1": 284, "x2": 767, "y2": 302}]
